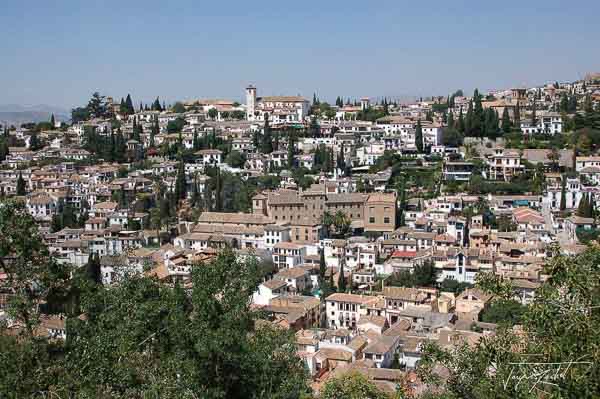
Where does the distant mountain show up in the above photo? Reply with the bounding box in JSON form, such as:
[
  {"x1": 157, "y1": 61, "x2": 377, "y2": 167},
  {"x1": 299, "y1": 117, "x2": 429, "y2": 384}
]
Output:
[{"x1": 0, "y1": 104, "x2": 70, "y2": 126}]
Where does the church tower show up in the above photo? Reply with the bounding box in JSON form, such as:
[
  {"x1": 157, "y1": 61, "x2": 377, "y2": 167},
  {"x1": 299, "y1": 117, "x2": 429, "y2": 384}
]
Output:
[{"x1": 246, "y1": 85, "x2": 257, "y2": 120}]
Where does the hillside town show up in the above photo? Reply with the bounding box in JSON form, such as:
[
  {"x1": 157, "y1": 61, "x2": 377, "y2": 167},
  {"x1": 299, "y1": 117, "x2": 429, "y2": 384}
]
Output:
[{"x1": 1, "y1": 72, "x2": 600, "y2": 397}]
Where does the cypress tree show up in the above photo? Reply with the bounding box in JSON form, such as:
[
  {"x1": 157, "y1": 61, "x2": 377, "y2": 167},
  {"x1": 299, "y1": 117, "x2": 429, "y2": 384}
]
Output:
[
  {"x1": 338, "y1": 265, "x2": 346, "y2": 292},
  {"x1": 531, "y1": 100, "x2": 538, "y2": 126},
  {"x1": 86, "y1": 253, "x2": 102, "y2": 284},
  {"x1": 577, "y1": 193, "x2": 588, "y2": 217},
  {"x1": 214, "y1": 168, "x2": 222, "y2": 212},
  {"x1": 447, "y1": 111, "x2": 455, "y2": 129},
  {"x1": 287, "y1": 131, "x2": 295, "y2": 169},
  {"x1": 50, "y1": 113, "x2": 56, "y2": 127},
  {"x1": 514, "y1": 101, "x2": 521, "y2": 125},
  {"x1": 29, "y1": 132, "x2": 41, "y2": 151},
  {"x1": 457, "y1": 109, "x2": 465, "y2": 133},
  {"x1": 0, "y1": 139, "x2": 8, "y2": 161},
  {"x1": 471, "y1": 89, "x2": 483, "y2": 137},
  {"x1": 502, "y1": 107, "x2": 512, "y2": 134},
  {"x1": 415, "y1": 119, "x2": 424, "y2": 153},
  {"x1": 191, "y1": 173, "x2": 200, "y2": 207},
  {"x1": 152, "y1": 97, "x2": 162, "y2": 111},
  {"x1": 319, "y1": 249, "x2": 326, "y2": 278},
  {"x1": 328, "y1": 148, "x2": 335, "y2": 173},
  {"x1": 465, "y1": 101, "x2": 473, "y2": 136},
  {"x1": 260, "y1": 114, "x2": 273, "y2": 154},
  {"x1": 337, "y1": 142, "x2": 345, "y2": 170},
  {"x1": 175, "y1": 157, "x2": 186, "y2": 201},
  {"x1": 328, "y1": 268, "x2": 336, "y2": 294},
  {"x1": 273, "y1": 132, "x2": 279, "y2": 152},
  {"x1": 559, "y1": 175, "x2": 567, "y2": 211},
  {"x1": 125, "y1": 94, "x2": 134, "y2": 114},
  {"x1": 16, "y1": 172, "x2": 26, "y2": 195},
  {"x1": 192, "y1": 132, "x2": 200, "y2": 151}
]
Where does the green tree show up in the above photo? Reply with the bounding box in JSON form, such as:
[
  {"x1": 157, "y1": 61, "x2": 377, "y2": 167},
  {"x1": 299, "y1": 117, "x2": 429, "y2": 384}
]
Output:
[
  {"x1": 151, "y1": 96, "x2": 162, "y2": 111},
  {"x1": 261, "y1": 114, "x2": 273, "y2": 154},
  {"x1": 225, "y1": 150, "x2": 246, "y2": 168},
  {"x1": 0, "y1": 139, "x2": 8, "y2": 161},
  {"x1": 320, "y1": 372, "x2": 389, "y2": 399},
  {"x1": 480, "y1": 299, "x2": 526, "y2": 326},
  {"x1": 208, "y1": 107, "x2": 218, "y2": 120},
  {"x1": 500, "y1": 107, "x2": 512, "y2": 134},
  {"x1": 287, "y1": 131, "x2": 295, "y2": 169},
  {"x1": 338, "y1": 264, "x2": 346, "y2": 292},
  {"x1": 16, "y1": 172, "x2": 26, "y2": 195},
  {"x1": 415, "y1": 119, "x2": 423, "y2": 152},
  {"x1": 85, "y1": 253, "x2": 102, "y2": 284},
  {"x1": 86, "y1": 92, "x2": 108, "y2": 118},
  {"x1": 333, "y1": 210, "x2": 351, "y2": 238},
  {"x1": 29, "y1": 132, "x2": 42, "y2": 151},
  {"x1": 172, "y1": 101, "x2": 186, "y2": 113},
  {"x1": 418, "y1": 246, "x2": 600, "y2": 398},
  {"x1": 125, "y1": 94, "x2": 135, "y2": 114}
]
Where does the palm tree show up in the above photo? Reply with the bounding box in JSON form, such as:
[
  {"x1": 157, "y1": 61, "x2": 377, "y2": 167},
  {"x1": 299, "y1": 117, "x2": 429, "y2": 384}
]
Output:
[
  {"x1": 333, "y1": 211, "x2": 351, "y2": 238},
  {"x1": 322, "y1": 211, "x2": 334, "y2": 236}
]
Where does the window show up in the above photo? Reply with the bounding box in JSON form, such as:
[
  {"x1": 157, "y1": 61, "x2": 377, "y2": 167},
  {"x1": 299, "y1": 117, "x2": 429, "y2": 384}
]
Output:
[
  {"x1": 369, "y1": 217, "x2": 375, "y2": 223},
  {"x1": 384, "y1": 217, "x2": 390, "y2": 224}
]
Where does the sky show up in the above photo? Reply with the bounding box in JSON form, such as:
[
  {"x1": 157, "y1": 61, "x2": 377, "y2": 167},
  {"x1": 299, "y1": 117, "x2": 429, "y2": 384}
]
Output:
[{"x1": 1, "y1": 0, "x2": 599, "y2": 110}]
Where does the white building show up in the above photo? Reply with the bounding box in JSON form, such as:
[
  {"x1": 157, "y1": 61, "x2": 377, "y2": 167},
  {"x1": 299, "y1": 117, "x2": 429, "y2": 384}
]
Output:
[
  {"x1": 272, "y1": 242, "x2": 307, "y2": 269},
  {"x1": 520, "y1": 112, "x2": 562, "y2": 135},
  {"x1": 245, "y1": 85, "x2": 310, "y2": 124}
]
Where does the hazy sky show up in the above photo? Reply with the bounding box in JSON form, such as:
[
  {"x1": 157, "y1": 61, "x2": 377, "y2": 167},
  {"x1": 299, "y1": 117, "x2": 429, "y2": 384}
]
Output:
[{"x1": 1, "y1": 0, "x2": 599, "y2": 109}]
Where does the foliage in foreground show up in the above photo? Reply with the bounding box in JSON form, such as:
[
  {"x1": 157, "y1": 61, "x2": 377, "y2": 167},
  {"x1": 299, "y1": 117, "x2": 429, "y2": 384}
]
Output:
[
  {"x1": 0, "y1": 200, "x2": 309, "y2": 398},
  {"x1": 417, "y1": 246, "x2": 600, "y2": 398}
]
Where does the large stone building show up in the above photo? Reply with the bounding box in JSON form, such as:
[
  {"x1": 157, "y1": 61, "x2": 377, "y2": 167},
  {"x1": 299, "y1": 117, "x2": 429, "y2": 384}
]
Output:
[
  {"x1": 245, "y1": 85, "x2": 310, "y2": 124},
  {"x1": 252, "y1": 185, "x2": 397, "y2": 236}
]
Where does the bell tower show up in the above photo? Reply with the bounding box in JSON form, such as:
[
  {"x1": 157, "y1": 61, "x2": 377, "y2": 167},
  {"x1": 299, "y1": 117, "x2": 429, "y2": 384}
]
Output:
[{"x1": 246, "y1": 85, "x2": 257, "y2": 120}]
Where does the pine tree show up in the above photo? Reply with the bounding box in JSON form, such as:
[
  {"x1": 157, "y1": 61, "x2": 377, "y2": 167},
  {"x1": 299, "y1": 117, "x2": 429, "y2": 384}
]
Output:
[
  {"x1": 415, "y1": 119, "x2": 423, "y2": 153},
  {"x1": 16, "y1": 172, "x2": 26, "y2": 195}
]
